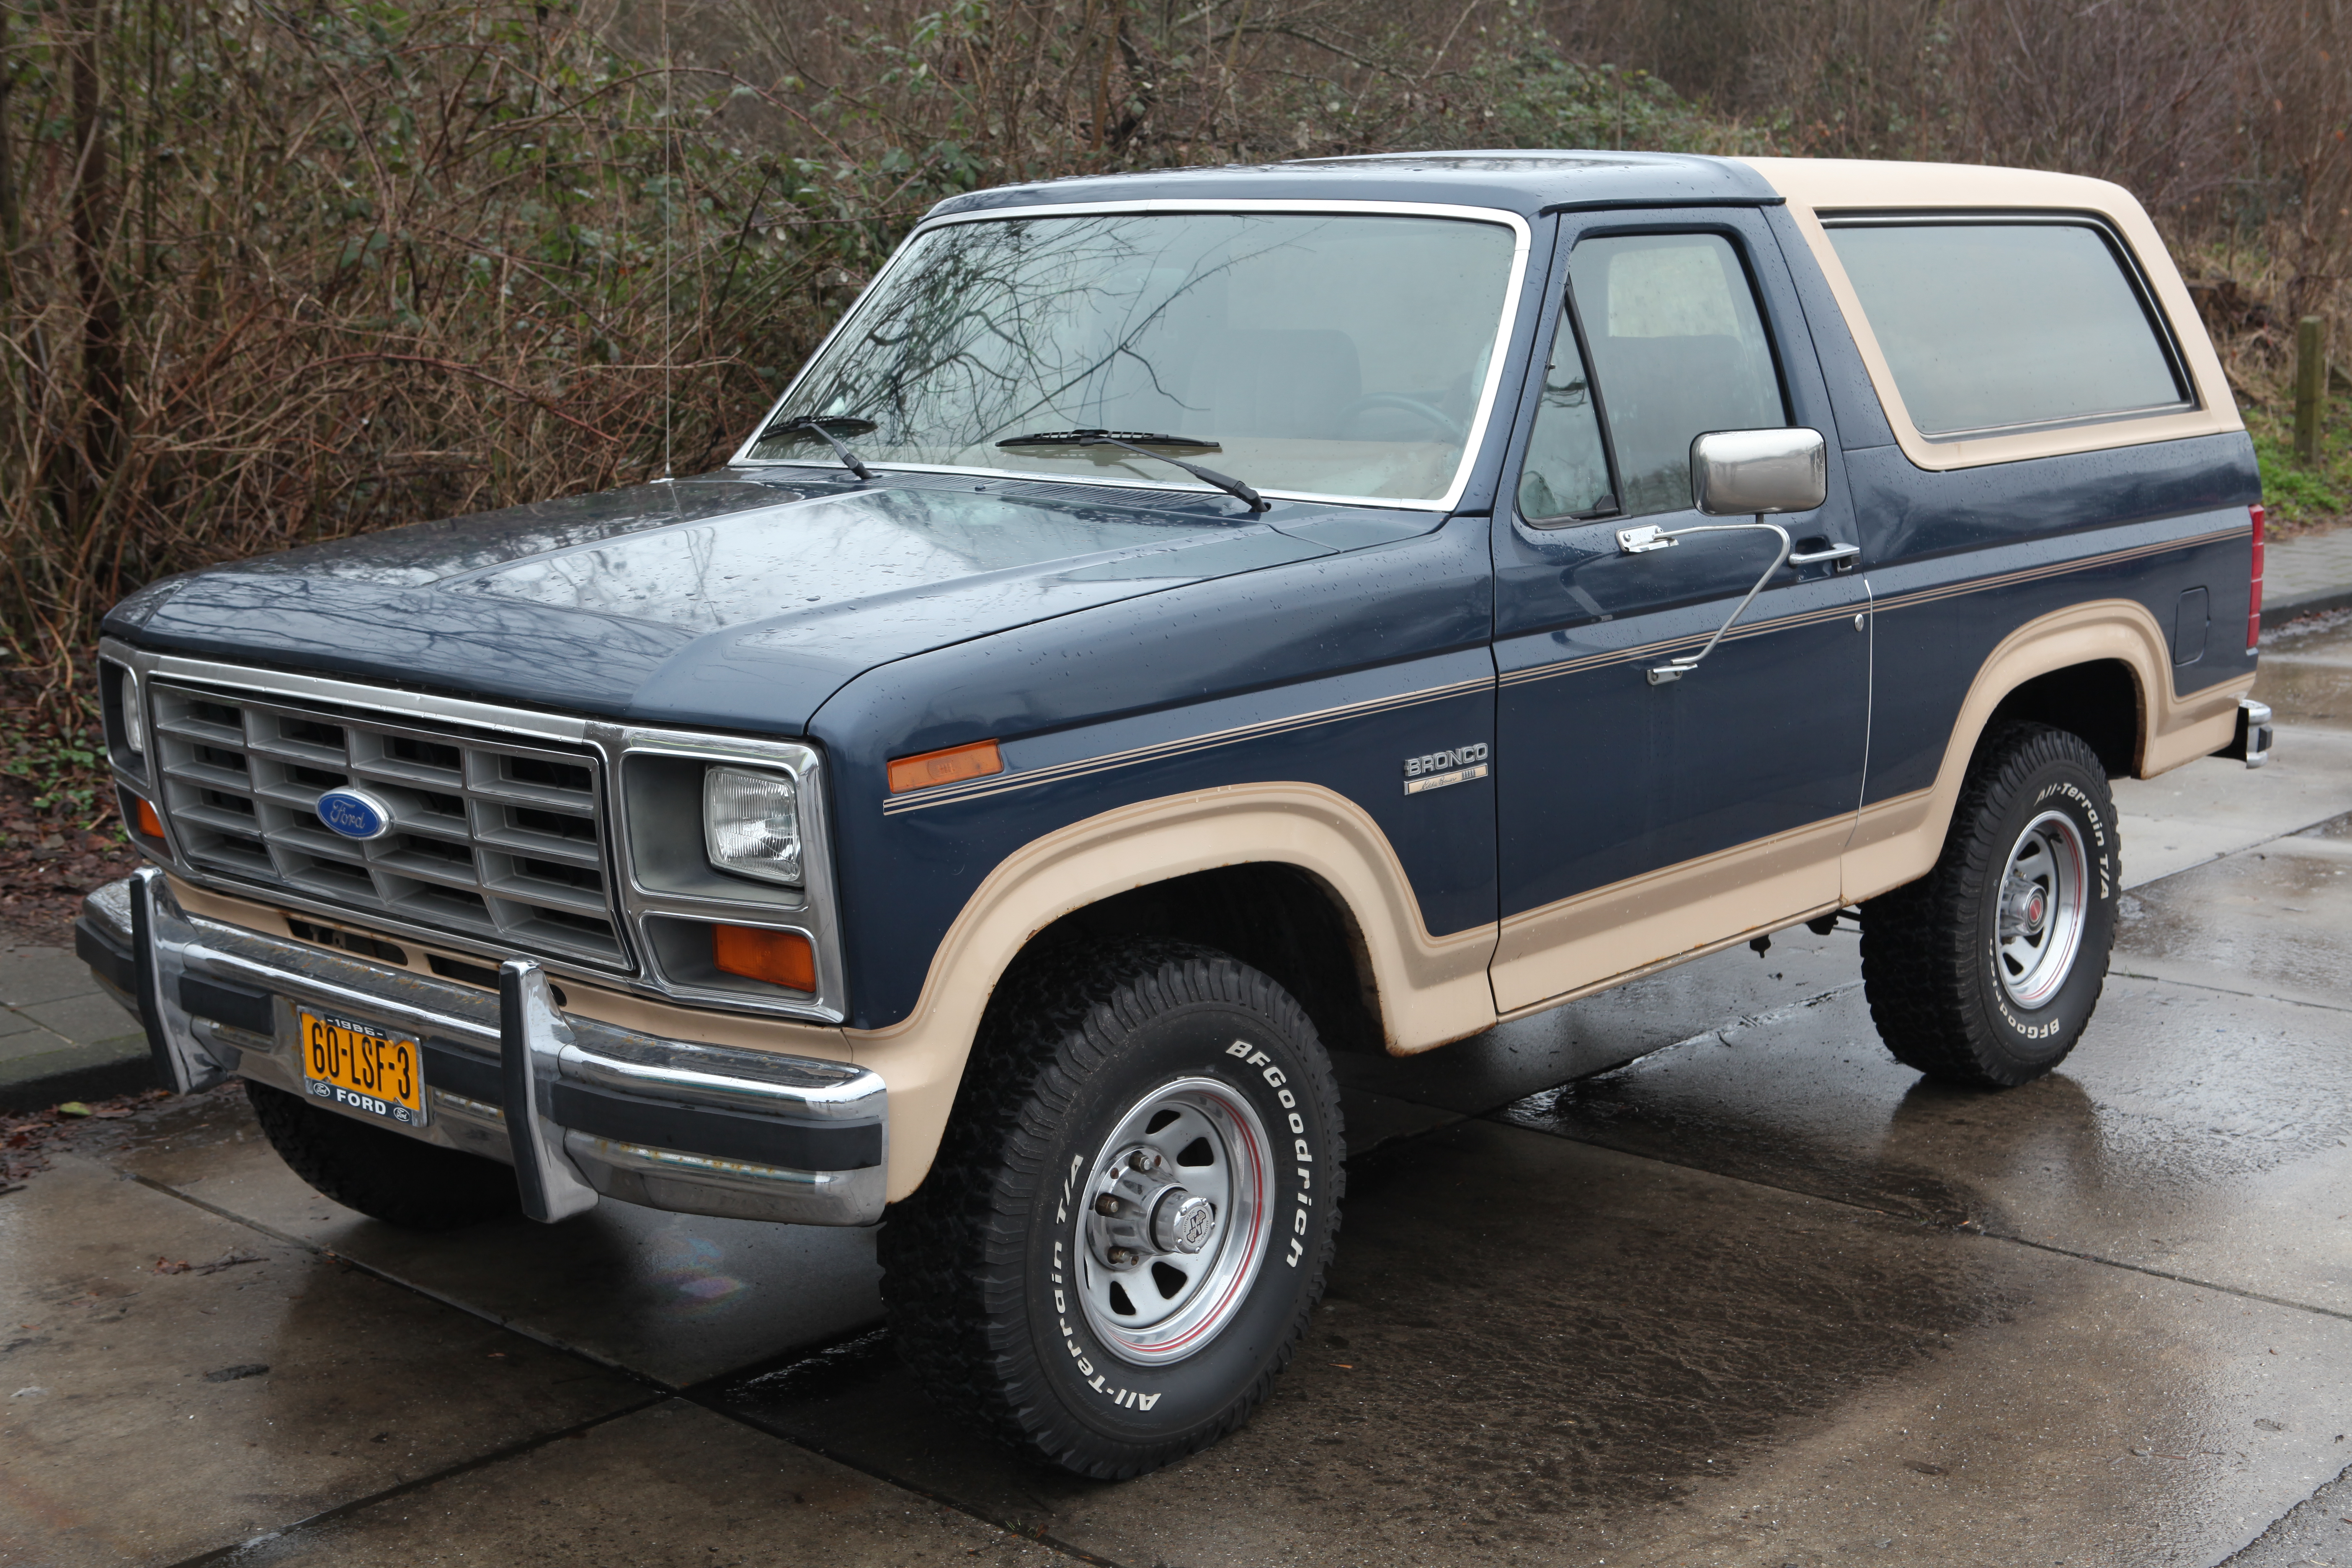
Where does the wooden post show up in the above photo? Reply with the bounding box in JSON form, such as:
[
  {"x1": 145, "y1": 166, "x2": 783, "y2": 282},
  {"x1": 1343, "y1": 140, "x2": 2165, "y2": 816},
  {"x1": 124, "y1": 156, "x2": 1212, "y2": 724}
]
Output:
[{"x1": 2295, "y1": 315, "x2": 2326, "y2": 466}]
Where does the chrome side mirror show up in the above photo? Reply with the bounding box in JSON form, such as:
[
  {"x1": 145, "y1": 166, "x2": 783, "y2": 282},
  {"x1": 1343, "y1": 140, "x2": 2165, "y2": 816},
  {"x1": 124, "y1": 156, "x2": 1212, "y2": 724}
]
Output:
[{"x1": 1690, "y1": 428, "x2": 1826, "y2": 517}]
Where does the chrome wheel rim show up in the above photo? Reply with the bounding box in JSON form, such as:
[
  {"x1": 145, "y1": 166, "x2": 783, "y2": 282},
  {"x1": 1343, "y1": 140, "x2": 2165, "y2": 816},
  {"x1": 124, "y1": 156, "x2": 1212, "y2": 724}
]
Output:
[
  {"x1": 1073, "y1": 1076, "x2": 1273, "y2": 1365},
  {"x1": 1994, "y1": 809, "x2": 2089, "y2": 1010}
]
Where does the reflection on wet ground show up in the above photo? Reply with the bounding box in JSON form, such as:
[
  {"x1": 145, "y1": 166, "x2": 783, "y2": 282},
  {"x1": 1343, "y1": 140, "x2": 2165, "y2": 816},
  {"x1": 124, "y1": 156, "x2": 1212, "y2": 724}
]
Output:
[
  {"x1": 2254, "y1": 606, "x2": 2352, "y2": 730},
  {"x1": 101, "y1": 1088, "x2": 883, "y2": 1386},
  {"x1": 5, "y1": 620, "x2": 2352, "y2": 1565}
]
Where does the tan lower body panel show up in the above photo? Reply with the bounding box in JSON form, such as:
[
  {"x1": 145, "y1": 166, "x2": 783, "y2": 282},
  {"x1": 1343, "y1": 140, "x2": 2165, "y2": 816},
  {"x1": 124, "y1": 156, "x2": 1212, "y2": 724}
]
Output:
[
  {"x1": 1488, "y1": 811, "x2": 1852, "y2": 1018},
  {"x1": 845, "y1": 781, "x2": 1500, "y2": 1198},
  {"x1": 1840, "y1": 599, "x2": 2251, "y2": 905}
]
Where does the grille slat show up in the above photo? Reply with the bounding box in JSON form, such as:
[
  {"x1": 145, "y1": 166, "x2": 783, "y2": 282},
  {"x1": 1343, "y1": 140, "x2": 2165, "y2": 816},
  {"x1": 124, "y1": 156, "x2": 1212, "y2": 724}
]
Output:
[{"x1": 150, "y1": 681, "x2": 626, "y2": 969}]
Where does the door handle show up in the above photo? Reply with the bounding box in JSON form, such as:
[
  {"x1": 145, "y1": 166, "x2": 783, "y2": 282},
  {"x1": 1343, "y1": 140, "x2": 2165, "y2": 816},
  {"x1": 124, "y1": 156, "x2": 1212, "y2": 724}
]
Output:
[{"x1": 1787, "y1": 541, "x2": 1861, "y2": 568}]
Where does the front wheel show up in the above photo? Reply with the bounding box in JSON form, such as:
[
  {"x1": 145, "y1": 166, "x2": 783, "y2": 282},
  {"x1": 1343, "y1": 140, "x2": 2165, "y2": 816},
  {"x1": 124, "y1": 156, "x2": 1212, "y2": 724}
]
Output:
[
  {"x1": 245, "y1": 1079, "x2": 519, "y2": 1229},
  {"x1": 1859, "y1": 721, "x2": 2121, "y2": 1087},
  {"x1": 878, "y1": 942, "x2": 1342, "y2": 1479}
]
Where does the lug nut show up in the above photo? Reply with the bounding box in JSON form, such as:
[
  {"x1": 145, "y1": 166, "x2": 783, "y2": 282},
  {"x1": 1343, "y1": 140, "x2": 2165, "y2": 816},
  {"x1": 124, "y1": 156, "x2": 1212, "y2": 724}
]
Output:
[
  {"x1": 1093, "y1": 1194, "x2": 1121, "y2": 1215},
  {"x1": 1106, "y1": 1247, "x2": 1140, "y2": 1266},
  {"x1": 1128, "y1": 1150, "x2": 1161, "y2": 1172}
]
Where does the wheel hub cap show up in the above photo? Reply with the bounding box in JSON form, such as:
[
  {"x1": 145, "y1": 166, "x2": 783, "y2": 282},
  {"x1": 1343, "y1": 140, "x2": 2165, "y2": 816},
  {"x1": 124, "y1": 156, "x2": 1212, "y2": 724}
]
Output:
[
  {"x1": 1993, "y1": 810, "x2": 2090, "y2": 1010},
  {"x1": 1153, "y1": 1191, "x2": 1218, "y2": 1254},
  {"x1": 1073, "y1": 1078, "x2": 1274, "y2": 1364}
]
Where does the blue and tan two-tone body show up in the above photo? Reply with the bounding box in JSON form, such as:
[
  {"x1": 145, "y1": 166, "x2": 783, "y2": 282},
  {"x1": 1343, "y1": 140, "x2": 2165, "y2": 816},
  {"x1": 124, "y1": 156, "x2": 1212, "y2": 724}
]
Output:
[{"x1": 98, "y1": 154, "x2": 2261, "y2": 1206}]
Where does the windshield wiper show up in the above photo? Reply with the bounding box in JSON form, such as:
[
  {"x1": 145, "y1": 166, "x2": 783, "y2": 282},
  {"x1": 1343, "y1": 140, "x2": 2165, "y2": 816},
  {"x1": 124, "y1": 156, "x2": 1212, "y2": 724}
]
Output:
[
  {"x1": 997, "y1": 429, "x2": 1266, "y2": 513},
  {"x1": 762, "y1": 415, "x2": 876, "y2": 481}
]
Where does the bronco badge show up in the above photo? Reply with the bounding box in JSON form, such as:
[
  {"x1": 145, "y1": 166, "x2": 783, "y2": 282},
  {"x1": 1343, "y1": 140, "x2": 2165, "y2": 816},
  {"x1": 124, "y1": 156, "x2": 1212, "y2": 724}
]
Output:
[{"x1": 1402, "y1": 743, "x2": 1490, "y2": 795}]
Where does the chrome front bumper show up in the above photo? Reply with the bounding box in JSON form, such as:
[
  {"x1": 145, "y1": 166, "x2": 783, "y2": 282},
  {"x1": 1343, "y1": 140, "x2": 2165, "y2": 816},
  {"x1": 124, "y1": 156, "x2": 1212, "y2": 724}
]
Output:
[{"x1": 77, "y1": 869, "x2": 886, "y2": 1226}]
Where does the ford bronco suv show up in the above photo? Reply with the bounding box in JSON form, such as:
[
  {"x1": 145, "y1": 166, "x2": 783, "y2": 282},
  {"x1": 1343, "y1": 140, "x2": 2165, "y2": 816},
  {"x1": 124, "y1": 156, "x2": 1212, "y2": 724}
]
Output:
[{"x1": 78, "y1": 153, "x2": 2271, "y2": 1479}]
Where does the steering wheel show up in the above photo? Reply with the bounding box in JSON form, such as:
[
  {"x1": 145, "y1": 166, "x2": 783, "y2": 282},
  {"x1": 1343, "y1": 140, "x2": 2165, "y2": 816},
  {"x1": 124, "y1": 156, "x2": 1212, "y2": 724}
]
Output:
[{"x1": 1337, "y1": 395, "x2": 1466, "y2": 444}]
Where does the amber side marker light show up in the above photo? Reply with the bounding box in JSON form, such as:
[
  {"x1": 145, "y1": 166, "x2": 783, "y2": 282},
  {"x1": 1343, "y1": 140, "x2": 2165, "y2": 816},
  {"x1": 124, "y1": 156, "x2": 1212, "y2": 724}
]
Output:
[
  {"x1": 712, "y1": 923, "x2": 816, "y2": 992},
  {"x1": 888, "y1": 739, "x2": 1003, "y2": 795},
  {"x1": 135, "y1": 798, "x2": 165, "y2": 839}
]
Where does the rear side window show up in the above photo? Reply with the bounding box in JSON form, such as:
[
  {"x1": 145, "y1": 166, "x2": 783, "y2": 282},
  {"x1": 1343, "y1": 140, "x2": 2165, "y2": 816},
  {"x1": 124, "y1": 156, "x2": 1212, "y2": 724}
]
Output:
[{"x1": 1824, "y1": 221, "x2": 2190, "y2": 439}]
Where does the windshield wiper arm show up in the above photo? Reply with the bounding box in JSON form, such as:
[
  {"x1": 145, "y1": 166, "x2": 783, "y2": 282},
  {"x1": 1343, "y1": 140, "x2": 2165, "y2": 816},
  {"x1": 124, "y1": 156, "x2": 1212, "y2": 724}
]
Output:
[
  {"x1": 763, "y1": 415, "x2": 875, "y2": 481},
  {"x1": 997, "y1": 429, "x2": 1266, "y2": 513}
]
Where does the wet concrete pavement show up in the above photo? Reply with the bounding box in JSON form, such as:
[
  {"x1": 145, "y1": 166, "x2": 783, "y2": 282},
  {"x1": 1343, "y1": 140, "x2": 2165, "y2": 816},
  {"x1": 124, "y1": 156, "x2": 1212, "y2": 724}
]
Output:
[{"x1": 4, "y1": 618, "x2": 2351, "y2": 1567}]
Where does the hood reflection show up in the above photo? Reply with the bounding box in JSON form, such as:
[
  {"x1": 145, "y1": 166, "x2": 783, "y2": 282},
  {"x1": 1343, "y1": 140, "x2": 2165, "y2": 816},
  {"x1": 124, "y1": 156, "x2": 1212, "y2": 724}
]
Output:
[{"x1": 451, "y1": 486, "x2": 1225, "y2": 631}]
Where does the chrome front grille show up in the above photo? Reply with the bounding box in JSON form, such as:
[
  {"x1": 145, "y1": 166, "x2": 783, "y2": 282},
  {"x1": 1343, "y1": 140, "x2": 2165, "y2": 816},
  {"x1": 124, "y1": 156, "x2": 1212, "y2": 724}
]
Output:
[{"x1": 147, "y1": 680, "x2": 625, "y2": 968}]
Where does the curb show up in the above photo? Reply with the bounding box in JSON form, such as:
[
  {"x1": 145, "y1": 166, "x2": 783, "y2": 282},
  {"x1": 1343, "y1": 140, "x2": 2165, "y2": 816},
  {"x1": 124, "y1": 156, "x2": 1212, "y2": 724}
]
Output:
[
  {"x1": 2263, "y1": 586, "x2": 2352, "y2": 629},
  {"x1": 0, "y1": 1037, "x2": 157, "y2": 1114}
]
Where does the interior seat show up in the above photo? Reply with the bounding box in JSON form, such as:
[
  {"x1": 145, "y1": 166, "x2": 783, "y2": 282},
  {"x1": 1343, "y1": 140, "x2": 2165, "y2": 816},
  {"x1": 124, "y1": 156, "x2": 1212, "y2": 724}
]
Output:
[{"x1": 1188, "y1": 329, "x2": 1364, "y2": 439}]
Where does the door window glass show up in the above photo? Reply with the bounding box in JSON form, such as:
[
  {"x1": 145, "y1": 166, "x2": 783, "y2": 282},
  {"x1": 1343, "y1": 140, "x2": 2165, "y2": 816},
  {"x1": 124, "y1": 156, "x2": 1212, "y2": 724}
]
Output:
[
  {"x1": 1517, "y1": 311, "x2": 1612, "y2": 521},
  {"x1": 1565, "y1": 234, "x2": 1786, "y2": 517},
  {"x1": 1823, "y1": 221, "x2": 2188, "y2": 437}
]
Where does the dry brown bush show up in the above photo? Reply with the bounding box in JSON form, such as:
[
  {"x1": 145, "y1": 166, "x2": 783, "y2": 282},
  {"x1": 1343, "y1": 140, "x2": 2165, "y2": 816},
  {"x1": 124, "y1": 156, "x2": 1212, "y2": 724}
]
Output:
[{"x1": 1, "y1": 0, "x2": 2344, "y2": 753}]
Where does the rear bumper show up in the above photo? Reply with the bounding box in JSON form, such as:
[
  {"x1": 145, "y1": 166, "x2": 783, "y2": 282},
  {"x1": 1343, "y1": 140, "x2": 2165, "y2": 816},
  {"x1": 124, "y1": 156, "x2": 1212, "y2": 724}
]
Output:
[
  {"x1": 2219, "y1": 697, "x2": 2275, "y2": 769},
  {"x1": 78, "y1": 868, "x2": 886, "y2": 1226}
]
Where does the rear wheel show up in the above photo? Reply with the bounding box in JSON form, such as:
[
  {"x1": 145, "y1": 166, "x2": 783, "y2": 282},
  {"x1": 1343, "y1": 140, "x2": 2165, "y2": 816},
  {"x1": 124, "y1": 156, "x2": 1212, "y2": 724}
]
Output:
[
  {"x1": 1859, "y1": 722, "x2": 2120, "y2": 1087},
  {"x1": 878, "y1": 941, "x2": 1342, "y2": 1479},
  {"x1": 245, "y1": 1079, "x2": 518, "y2": 1229}
]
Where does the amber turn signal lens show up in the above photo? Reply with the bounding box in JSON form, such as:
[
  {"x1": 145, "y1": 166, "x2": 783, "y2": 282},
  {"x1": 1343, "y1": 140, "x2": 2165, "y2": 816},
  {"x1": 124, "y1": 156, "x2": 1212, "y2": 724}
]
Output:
[
  {"x1": 887, "y1": 739, "x2": 1004, "y2": 795},
  {"x1": 134, "y1": 797, "x2": 165, "y2": 839},
  {"x1": 712, "y1": 923, "x2": 816, "y2": 992}
]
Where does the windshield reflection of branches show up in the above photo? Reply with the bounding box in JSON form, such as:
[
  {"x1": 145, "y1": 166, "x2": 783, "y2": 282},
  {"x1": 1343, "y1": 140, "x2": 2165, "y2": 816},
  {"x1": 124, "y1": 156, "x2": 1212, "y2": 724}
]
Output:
[
  {"x1": 757, "y1": 211, "x2": 1517, "y2": 503},
  {"x1": 785, "y1": 216, "x2": 1311, "y2": 449}
]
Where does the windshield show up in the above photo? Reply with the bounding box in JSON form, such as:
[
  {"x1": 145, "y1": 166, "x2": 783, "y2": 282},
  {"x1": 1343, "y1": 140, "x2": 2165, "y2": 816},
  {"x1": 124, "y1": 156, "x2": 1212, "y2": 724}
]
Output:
[{"x1": 746, "y1": 211, "x2": 1522, "y2": 504}]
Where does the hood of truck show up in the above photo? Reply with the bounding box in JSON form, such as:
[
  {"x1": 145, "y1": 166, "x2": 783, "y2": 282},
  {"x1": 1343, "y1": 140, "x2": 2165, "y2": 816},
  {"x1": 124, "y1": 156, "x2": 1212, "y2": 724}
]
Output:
[{"x1": 104, "y1": 471, "x2": 1440, "y2": 735}]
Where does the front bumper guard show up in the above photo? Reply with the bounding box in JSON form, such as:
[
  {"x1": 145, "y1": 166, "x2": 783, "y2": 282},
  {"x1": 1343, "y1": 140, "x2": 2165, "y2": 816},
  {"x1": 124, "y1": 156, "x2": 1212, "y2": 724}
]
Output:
[{"x1": 80, "y1": 869, "x2": 886, "y2": 1226}]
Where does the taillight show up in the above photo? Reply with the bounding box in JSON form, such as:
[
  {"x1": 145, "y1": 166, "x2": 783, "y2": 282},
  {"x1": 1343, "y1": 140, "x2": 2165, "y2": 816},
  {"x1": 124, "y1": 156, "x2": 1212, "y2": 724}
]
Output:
[{"x1": 2248, "y1": 503, "x2": 2265, "y2": 651}]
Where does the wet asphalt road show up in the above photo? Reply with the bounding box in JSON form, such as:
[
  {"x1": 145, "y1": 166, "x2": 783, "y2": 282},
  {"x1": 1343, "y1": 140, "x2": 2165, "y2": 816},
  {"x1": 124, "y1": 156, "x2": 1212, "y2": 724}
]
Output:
[{"x1": 5, "y1": 617, "x2": 2352, "y2": 1567}]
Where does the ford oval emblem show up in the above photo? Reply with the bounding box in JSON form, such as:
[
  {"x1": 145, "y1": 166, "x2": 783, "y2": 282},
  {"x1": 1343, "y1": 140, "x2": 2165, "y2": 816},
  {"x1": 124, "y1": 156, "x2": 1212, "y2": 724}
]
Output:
[{"x1": 315, "y1": 787, "x2": 394, "y2": 841}]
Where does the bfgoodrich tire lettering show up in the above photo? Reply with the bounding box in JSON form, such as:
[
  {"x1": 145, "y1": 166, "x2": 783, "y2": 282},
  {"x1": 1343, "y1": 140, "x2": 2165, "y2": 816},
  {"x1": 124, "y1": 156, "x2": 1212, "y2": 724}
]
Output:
[
  {"x1": 1859, "y1": 722, "x2": 2120, "y2": 1088},
  {"x1": 877, "y1": 941, "x2": 1343, "y2": 1479}
]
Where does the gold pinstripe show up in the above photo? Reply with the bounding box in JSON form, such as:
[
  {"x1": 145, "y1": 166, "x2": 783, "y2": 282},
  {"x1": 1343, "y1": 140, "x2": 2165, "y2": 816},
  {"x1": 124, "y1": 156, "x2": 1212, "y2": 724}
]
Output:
[
  {"x1": 1496, "y1": 597, "x2": 1860, "y2": 689},
  {"x1": 1497, "y1": 521, "x2": 2248, "y2": 691},
  {"x1": 1868, "y1": 525, "x2": 2246, "y2": 616},
  {"x1": 883, "y1": 521, "x2": 2247, "y2": 813},
  {"x1": 882, "y1": 673, "x2": 1494, "y2": 815}
]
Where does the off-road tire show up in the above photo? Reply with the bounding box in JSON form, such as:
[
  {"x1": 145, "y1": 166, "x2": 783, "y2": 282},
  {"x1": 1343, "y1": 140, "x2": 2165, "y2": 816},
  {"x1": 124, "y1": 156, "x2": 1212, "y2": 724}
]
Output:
[
  {"x1": 1860, "y1": 721, "x2": 2120, "y2": 1087},
  {"x1": 877, "y1": 941, "x2": 1343, "y2": 1479},
  {"x1": 245, "y1": 1079, "x2": 519, "y2": 1229}
]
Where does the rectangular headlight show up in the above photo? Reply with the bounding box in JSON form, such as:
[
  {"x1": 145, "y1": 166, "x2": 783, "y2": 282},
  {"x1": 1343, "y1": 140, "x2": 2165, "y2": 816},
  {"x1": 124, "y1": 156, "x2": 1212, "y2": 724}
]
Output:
[
  {"x1": 703, "y1": 764, "x2": 801, "y2": 886},
  {"x1": 103, "y1": 661, "x2": 144, "y2": 756}
]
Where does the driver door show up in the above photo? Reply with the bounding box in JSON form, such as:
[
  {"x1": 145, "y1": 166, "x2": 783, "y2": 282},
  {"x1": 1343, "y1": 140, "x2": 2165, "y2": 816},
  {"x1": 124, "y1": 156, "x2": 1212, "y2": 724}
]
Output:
[{"x1": 1489, "y1": 211, "x2": 1870, "y2": 1013}]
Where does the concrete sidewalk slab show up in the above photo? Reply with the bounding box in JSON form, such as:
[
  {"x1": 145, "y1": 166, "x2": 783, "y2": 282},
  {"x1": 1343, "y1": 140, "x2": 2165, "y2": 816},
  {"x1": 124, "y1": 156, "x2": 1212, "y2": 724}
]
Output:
[
  {"x1": 239, "y1": 1399, "x2": 1070, "y2": 1567},
  {"x1": 0, "y1": 1153, "x2": 649, "y2": 1568},
  {"x1": 0, "y1": 942, "x2": 147, "y2": 1113},
  {"x1": 0, "y1": 1036, "x2": 154, "y2": 1112},
  {"x1": 2263, "y1": 528, "x2": 2352, "y2": 624},
  {"x1": 2111, "y1": 725, "x2": 2352, "y2": 885},
  {"x1": 0, "y1": 946, "x2": 117, "y2": 1009},
  {"x1": 108, "y1": 1091, "x2": 885, "y2": 1389},
  {"x1": 707, "y1": 1119, "x2": 2352, "y2": 1568},
  {"x1": 2114, "y1": 810, "x2": 2352, "y2": 1013},
  {"x1": 1497, "y1": 969, "x2": 2352, "y2": 1318}
]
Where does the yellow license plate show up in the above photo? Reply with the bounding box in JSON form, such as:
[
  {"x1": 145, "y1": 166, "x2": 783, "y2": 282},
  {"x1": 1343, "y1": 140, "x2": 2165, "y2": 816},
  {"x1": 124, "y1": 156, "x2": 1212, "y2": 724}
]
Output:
[{"x1": 299, "y1": 1010, "x2": 426, "y2": 1127}]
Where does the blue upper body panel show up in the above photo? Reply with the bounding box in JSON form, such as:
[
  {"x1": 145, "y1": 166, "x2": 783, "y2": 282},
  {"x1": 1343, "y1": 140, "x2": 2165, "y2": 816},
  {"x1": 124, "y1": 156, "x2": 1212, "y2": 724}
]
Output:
[{"x1": 101, "y1": 472, "x2": 1460, "y2": 735}]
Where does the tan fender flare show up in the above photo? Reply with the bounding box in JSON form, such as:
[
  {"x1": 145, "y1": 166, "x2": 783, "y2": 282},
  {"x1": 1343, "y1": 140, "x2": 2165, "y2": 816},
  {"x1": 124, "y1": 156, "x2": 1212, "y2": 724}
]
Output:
[
  {"x1": 846, "y1": 781, "x2": 1499, "y2": 1201},
  {"x1": 1841, "y1": 598, "x2": 2251, "y2": 904}
]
